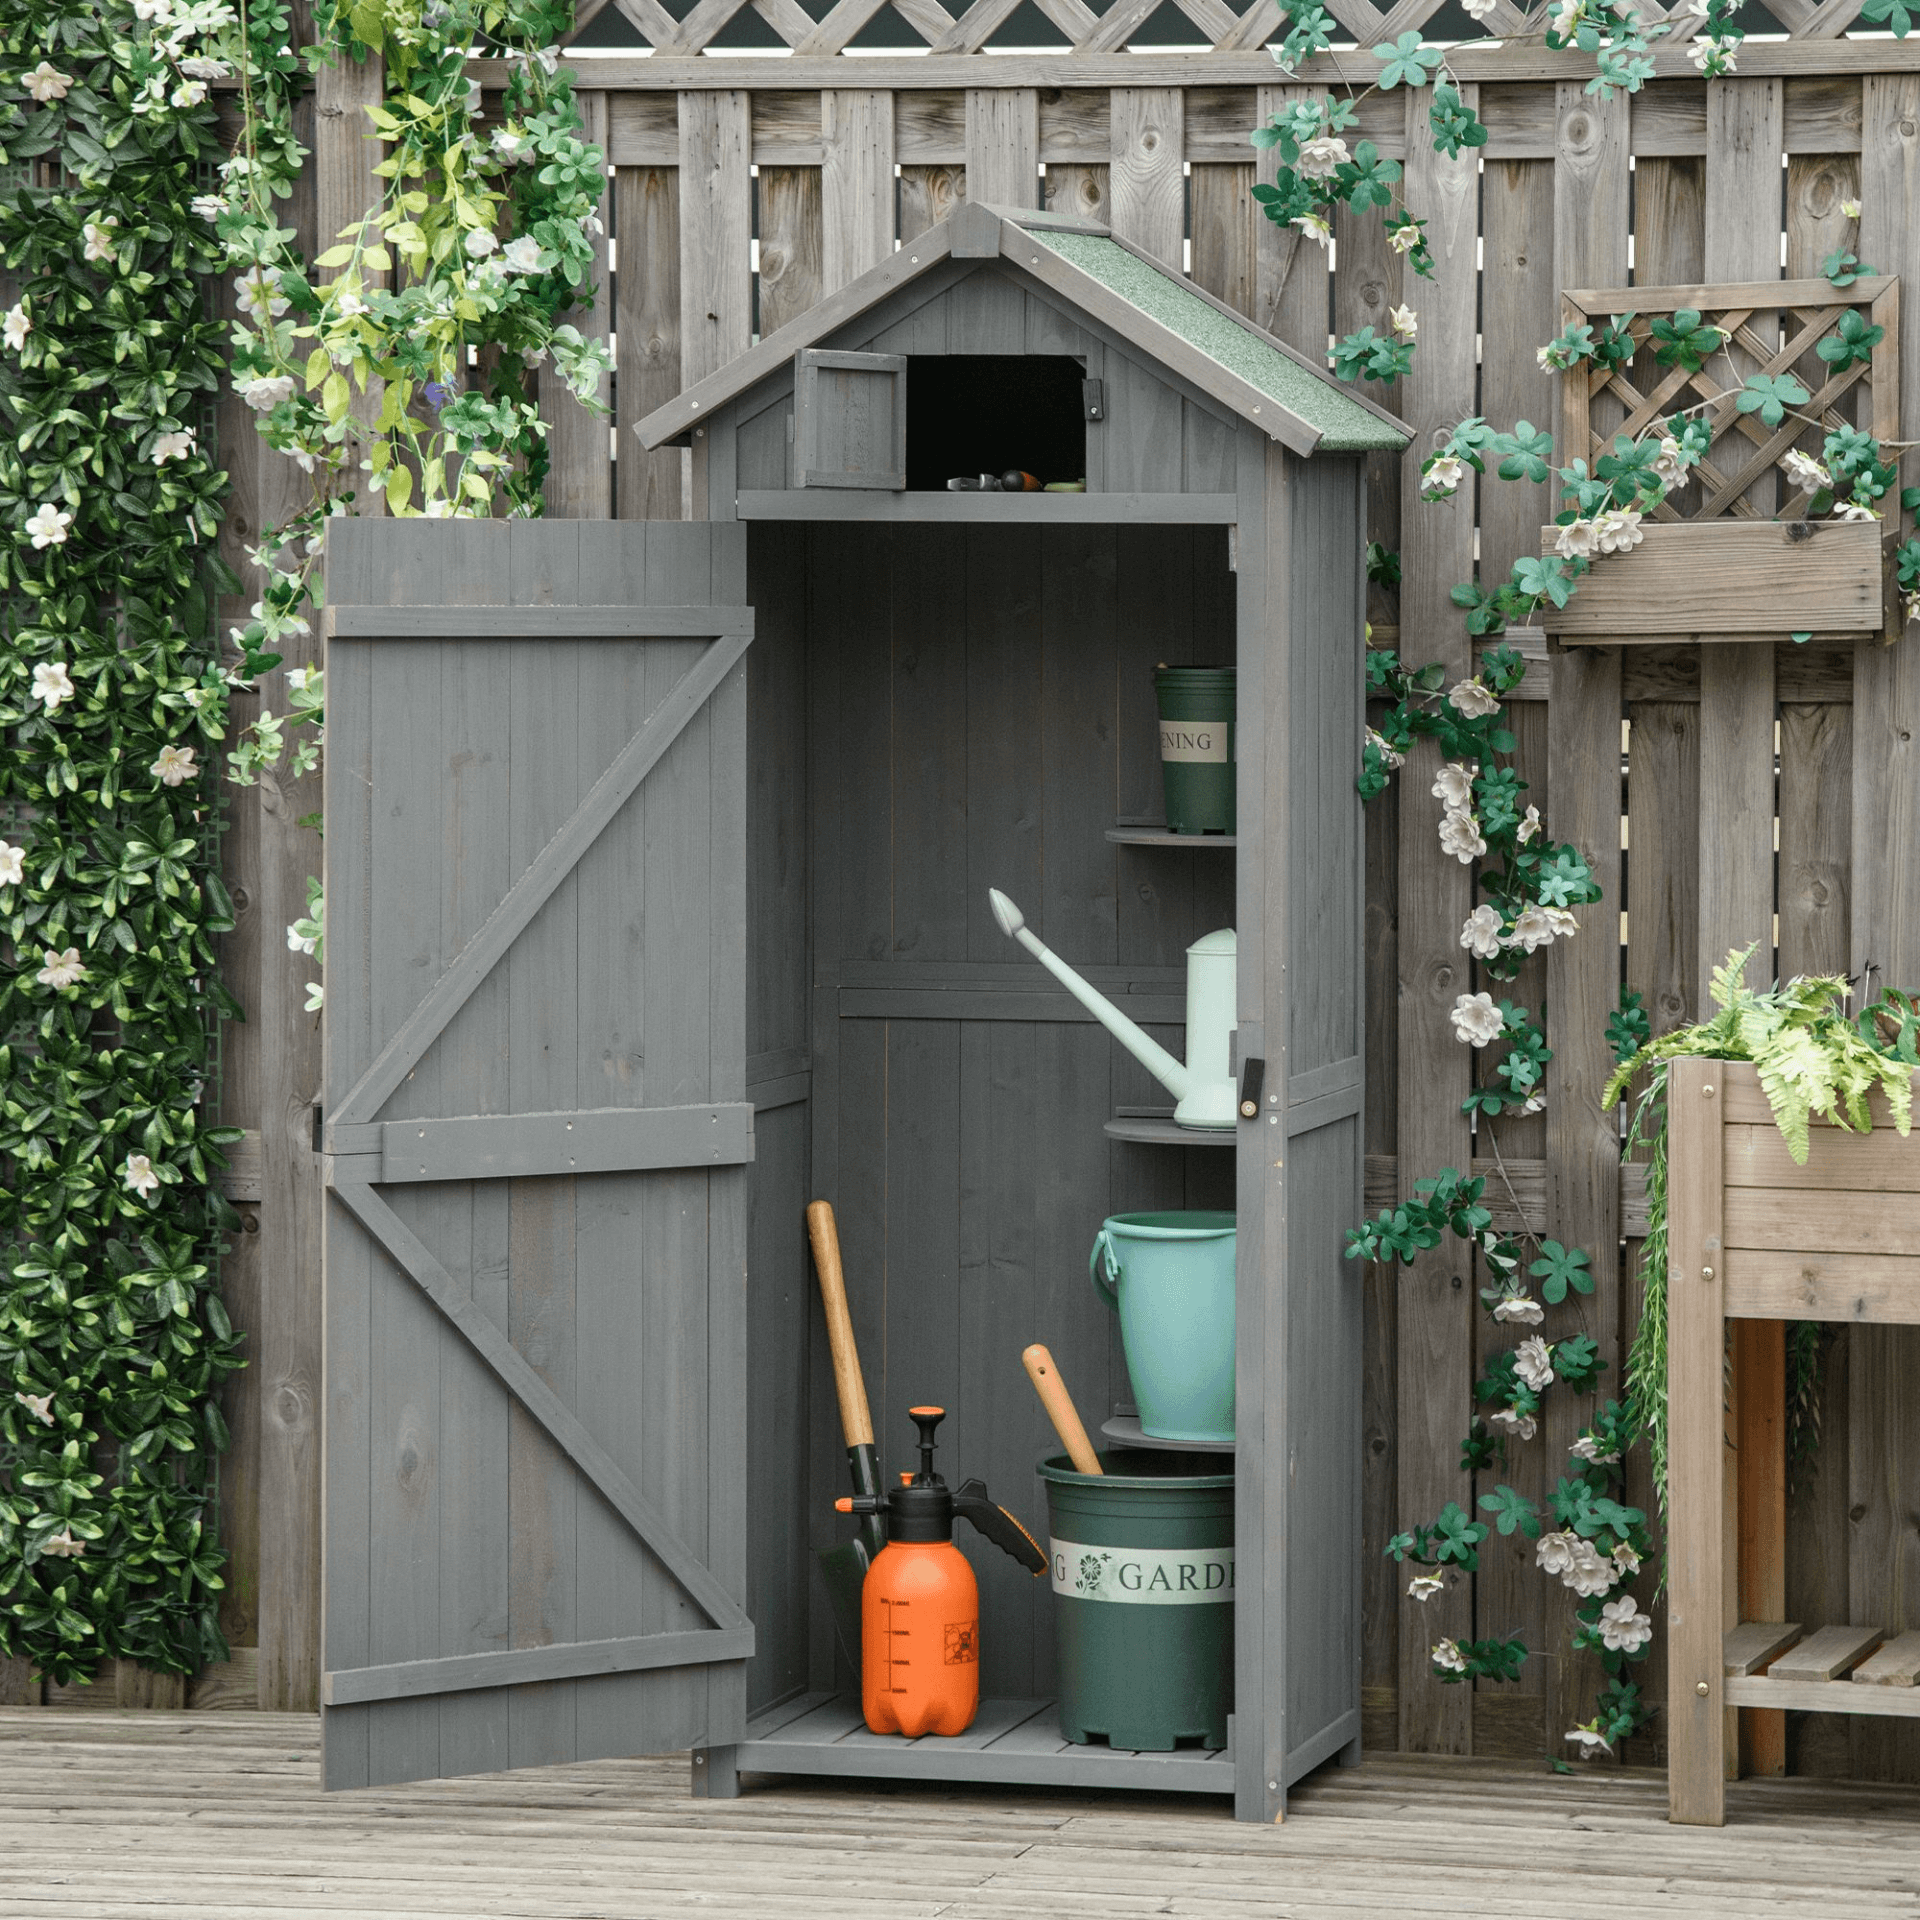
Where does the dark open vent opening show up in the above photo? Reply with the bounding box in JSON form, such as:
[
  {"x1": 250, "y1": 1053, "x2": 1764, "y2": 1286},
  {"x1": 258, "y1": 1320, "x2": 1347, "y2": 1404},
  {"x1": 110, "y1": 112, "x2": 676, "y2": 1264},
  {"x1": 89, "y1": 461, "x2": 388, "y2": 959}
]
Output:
[{"x1": 905, "y1": 355, "x2": 1087, "y2": 491}]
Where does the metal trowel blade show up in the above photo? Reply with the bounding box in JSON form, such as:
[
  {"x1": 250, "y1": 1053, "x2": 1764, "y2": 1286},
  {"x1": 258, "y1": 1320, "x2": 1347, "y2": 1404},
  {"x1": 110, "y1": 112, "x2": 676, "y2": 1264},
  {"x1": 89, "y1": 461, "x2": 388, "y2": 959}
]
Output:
[{"x1": 816, "y1": 1536, "x2": 871, "y2": 1675}]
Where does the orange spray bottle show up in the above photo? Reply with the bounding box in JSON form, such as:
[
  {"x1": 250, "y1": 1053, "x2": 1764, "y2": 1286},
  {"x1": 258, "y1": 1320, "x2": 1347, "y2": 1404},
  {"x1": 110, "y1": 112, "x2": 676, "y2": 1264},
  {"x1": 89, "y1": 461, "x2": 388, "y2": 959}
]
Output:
[{"x1": 836, "y1": 1406, "x2": 1046, "y2": 1737}]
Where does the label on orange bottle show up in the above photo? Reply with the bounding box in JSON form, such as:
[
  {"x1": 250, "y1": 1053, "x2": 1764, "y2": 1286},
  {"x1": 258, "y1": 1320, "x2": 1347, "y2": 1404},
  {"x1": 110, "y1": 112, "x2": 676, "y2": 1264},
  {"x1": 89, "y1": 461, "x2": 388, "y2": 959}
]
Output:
[{"x1": 943, "y1": 1621, "x2": 978, "y2": 1665}]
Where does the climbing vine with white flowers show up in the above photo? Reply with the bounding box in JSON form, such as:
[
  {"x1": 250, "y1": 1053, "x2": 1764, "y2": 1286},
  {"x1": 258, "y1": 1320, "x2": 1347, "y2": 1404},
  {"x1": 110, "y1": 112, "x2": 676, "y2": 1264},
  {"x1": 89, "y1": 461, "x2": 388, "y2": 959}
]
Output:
[{"x1": 0, "y1": 0, "x2": 247, "y2": 1684}]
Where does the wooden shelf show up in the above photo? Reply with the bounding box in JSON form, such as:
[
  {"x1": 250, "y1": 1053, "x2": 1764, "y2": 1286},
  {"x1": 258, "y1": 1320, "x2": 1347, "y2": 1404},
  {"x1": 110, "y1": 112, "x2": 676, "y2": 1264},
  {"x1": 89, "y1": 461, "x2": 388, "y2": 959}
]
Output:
[
  {"x1": 1722, "y1": 1622, "x2": 1920, "y2": 1716},
  {"x1": 727, "y1": 1691, "x2": 1233, "y2": 1793},
  {"x1": 1101, "y1": 1414, "x2": 1235, "y2": 1454},
  {"x1": 1105, "y1": 1110, "x2": 1235, "y2": 1147},
  {"x1": 735, "y1": 490, "x2": 1239, "y2": 524},
  {"x1": 1106, "y1": 826, "x2": 1237, "y2": 848}
]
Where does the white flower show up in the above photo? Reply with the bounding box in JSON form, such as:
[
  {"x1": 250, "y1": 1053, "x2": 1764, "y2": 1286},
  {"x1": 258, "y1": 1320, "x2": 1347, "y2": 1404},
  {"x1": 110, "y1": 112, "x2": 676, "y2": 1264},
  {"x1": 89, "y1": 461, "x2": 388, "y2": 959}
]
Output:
[
  {"x1": 1537, "y1": 342, "x2": 1562, "y2": 373},
  {"x1": 36, "y1": 947, "x2": 87, "y2": 989},
  {"x1": 1565, "y1": 1540, "x2": 1616, "y2": 1597},
  {"x1": 1516, "y1": 804, "x2": 1542, "y2": 845},
  {"x1": 1492, "y1": 1295, "x2": 1544, "y2": 1326},
  {"x1": 1835, "y1": 499, "x2": 1880, "y2": 522},
  {"x1": 1408, "y1": 1573, "x2": 1444, "y2": 1601},
  {"x1": 491, "y1": 126, "x2": 532, "y2": 163},
  {"x1": 1294, "y1": 133, "x2": 1349, "y2": 181},
  {"x1": 530, "y1": 43, "x2": 561, "y2": 74},
  {"x1": 1448, "y1": 677, "x2": 1500, "y2": 719},
  {"x1": 1556, "y1": 518, "x2": 1599, "y2": 559},
  {"x1": 1450, "y1": 991, "x2": 1505, "y2": 1047},
  {"x1": 1549, "y1": 0, "x2": 1582, "y2": 34},
  {"x1": 465, "y1": 78, "x2": 485, "y2": 118},
  {"x1": 235, "y1": 265, "x2": 289, "y2": 320},
  {"x1": 1598, "y1": 1594, "x2": 1653, "y2": 1653},
  {"x1": 1688, "y1": 34, "x2": 1736, "y2": 70},
  {"x1": 24, "y1": 62, "x2": 74, "y2": 104},
  {"x1": 1461, "y1": 904, "x2": 1505, "y2": 959},
  {"x1": 1431, "y1": 762, "x2": 1474, "y2": 810},
  {"x1": 1504, "y1": 905, "x2": 1556, "y2": 953},
  {"x1": 150, "y1": 744, "x2": 198, "y2": 786},
  {"x1": 1514, "y1": 1335, "x2": 1555, "y2": 1392},
  {"x1": 24, "y1": 503, "x2": 72, "y2": 550},
  {"x1": 152, "y1": 429, "x2": 194, "y2": 464},
  {"x1": 422, "y1": 498, "x2": 458, "y2": 519},
  {"x1": 1842, "y1": 197, "x2": 1862, "y2": 220},
  {"x1": 1592, "y1": 506, "x2": 1645, "y2": 555},
  {"x1": 178, "y1": 55, "x2": 231, "y2": 78},
  {"x1": 1389, "y1": 303, "x2": 1418, "y2": 341},
  {"x1": 1366, "y1": 727, "x2": 1404, "y2": 770},
  {"x1": 171, "y1": 79, "x2": 208, "y2": 108},
  {"x1": 1571, "y1": 1433, "x2": 1621, "y2": 1465},
  {"x1": 1488, "y1": 1406, "x2": 1537, "y2": 1441},
  {"x1": 287, "y1": 921, "x2": 318, "y2": 956},
  {"x1": 1651, "y1": 435, "x2": 1688, "y2": 491},
  {"x1": 1438, "y1": 809, "x2": 1485, "y2": 863},
  {"x1": 500, "y1": 235, "x2": 545, "y2": 274},
  {"x1": 1782, "y1": 448, "x2": 1832, "y2": 492},
  {"x1": 30, "y1": 661, "x2": 75, "y2": 710},
  {"x1": 1425, "y1": 453, "x2": 1466, "y2": 496},
  {"x1": 40, "y1": 1527, "x2": 86, "y2": 1560},
  {"x1": 1564, "y1": 1725, "x2": 1613, "y2": 1757},
  {"x1": 133, "y1": 0, "x2": 173, "y2": 17},
  {"x1": 0, "y1": 840, "x2": 22, "y2": 887},
  {"x1": 304, "y1": 981, "x2": 325, "y2": 1013},
  {"x1": 2, "y1": 302, "x2": 29, "y2": 351},
  {"x1": 1522, "y1": 1090, "x2": 1546, "y2": 1114},
  {"x1": 1431, "y1": 1638, "x2": 1468, "y2": 1674},
  {"x1": 463, "y1": 226, "x2": 499, "y2": 259},
  {"x1": 14, "y1": 1392, "x2": 53, "y2": 1426},
  {"x1": 1292, "y1": 212, "x2": 1332, "y2": 248},
  {"x1": 236, "y1": 372, "x2": 294, "y2": 412},
  {"x1": 82, "y1": 218, "x2": 119, "y2": 263},
  {"x1": 1611, "y1": 1541, "x2": 1640, "y2": 1574},
  {"x1": 191, "y1": 192, "x2": 225, "y2": 221},
  {"x1": 333, "y1": 290, "x2": 368, "y2": 318},
  {"x1": 1543, "y1": 906, "x2": 1579, "y2": 940},
  {"x1": 1387, "y1": 220, "x2": 1421, "y2": 255},
  {"x1": 1439, "y1": 810, "x2": 1486, "y2": 864},
  {"x1": 1536, "y1": 1531, "x2": 1578, "y2": 1577},
  {"x1": 1462, "y1": 0, "x2": 1497, "y2": 16},
  {"x1": 123, "y1": 1152, "x2": 162, "y2": 1197},
  {"x1": 286, "y1": 666, "x2": 317, "y2": 695}
]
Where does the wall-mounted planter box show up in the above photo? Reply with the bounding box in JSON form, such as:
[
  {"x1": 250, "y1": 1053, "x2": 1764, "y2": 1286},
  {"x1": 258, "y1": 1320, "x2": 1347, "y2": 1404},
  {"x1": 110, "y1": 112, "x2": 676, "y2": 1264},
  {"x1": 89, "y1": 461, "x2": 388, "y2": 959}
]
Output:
[{"x1": 1538, "y1": 517, "x2": 1884, "y2": 640}]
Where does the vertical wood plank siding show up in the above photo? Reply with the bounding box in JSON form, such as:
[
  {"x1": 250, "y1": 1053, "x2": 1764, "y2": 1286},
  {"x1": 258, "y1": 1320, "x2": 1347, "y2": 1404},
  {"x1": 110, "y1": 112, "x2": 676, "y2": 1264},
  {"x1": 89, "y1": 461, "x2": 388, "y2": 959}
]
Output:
[{"x1": 191, "y1": 68, "x2": 1918, "y2": 1784}]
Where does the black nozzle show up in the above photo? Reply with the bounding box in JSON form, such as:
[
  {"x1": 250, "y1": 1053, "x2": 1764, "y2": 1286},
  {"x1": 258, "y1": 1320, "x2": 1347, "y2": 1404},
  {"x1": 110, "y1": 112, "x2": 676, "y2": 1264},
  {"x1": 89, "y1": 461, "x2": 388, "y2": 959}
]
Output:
[{"x1": 908, "y1": 1405, "x2": 944, "y2": 1485}]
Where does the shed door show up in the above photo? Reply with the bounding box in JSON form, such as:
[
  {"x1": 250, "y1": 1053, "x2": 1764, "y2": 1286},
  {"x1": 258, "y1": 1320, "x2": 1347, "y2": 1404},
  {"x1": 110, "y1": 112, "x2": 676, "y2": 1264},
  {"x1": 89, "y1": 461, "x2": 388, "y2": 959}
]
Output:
[
  {"x1": 318, "y1": 522, "x2": 754, "y2": 1789},
  {"x1": 794, "y1": 348, "x2": 907, "y2": 488}
]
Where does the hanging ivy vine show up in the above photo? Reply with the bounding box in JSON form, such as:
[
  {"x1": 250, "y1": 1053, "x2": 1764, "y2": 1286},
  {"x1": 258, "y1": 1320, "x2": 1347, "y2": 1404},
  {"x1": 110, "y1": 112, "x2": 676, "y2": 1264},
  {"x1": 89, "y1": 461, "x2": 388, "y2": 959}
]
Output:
[{"x1": 0, "y1": 0, "x2": 246, "y2": 1684}]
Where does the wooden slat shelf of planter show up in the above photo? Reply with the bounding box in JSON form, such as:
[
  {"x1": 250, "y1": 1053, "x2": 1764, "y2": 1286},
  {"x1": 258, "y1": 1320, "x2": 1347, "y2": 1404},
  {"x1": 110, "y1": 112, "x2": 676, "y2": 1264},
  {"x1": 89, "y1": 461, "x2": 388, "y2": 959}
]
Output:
[
  {"x1": 732, "y1": 1691, "x2": 1235, "y2": 1793},
  {"x1": 1668, "y1": 1058, "x2": 1920, "y2": 1825},
  {"x1": 1722, "y1": 1621, "x2": 1920, "y2": 1715}
]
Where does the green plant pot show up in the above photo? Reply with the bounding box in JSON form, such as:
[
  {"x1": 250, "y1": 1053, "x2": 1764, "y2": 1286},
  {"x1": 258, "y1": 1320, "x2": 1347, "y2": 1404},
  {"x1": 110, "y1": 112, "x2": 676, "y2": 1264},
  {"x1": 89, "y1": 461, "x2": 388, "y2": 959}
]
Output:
[
  {"x1": 1040, "y1": 1450, "x2": 1235, "y2": 1751},
  {"x1": 1153, "y1": 666, "x2": 1235, "y2": 835}
]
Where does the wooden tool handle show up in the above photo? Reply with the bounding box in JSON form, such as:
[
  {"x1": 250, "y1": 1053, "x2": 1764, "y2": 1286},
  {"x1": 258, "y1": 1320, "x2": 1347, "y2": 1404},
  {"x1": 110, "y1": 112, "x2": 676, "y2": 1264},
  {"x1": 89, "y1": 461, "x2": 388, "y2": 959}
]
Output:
[
  {"x1": 1021, "y1": 1344, "x2": 1103, "y2": 1476},
  {"x1": 808, "y1": 1201, "x2": 874, "y2": 1450}
]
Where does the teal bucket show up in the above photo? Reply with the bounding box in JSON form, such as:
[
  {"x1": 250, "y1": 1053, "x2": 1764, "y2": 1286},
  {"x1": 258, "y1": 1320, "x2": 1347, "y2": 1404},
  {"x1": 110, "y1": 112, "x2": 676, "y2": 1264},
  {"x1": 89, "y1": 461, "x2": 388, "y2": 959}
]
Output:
[
  {"x1": 1090, "y1": 1212, "x2": 1235, "y2": 1445},
  {"x1": 1041, "y1": 1449, "x2": 1234, "y2": 1751}
]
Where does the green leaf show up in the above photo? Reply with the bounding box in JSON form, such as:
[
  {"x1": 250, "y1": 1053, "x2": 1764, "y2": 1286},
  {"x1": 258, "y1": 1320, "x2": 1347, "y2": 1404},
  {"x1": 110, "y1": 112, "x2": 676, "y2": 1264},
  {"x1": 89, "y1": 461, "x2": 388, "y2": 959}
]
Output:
[
  {"x1": 1370, "y1": 30, "x2": 1446, "y2": 89},
  {"x1": 1529, "y1": 1239, "x2": 1595, "y2": 1305},
  {"x1": 1478, "y1": 1485, "x2": 1543, "y2": 1539},
  {"x1": 1737, "y1": 372, "x2": 1811, "y2": 430}
]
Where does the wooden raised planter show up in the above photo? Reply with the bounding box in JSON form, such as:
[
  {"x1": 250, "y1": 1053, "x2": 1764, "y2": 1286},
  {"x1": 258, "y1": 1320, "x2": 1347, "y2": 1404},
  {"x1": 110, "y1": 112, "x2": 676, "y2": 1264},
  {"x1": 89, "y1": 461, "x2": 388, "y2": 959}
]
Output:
[{"x1": 1666, "y1": 1058, "x2": 1920, "y2": 1825}]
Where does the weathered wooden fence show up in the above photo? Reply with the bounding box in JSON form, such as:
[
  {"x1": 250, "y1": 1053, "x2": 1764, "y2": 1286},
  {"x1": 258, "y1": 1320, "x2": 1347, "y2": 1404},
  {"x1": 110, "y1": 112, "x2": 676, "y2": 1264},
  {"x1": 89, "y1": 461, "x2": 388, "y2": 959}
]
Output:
[{"x1": 72, "y1": 21, "x2": 1917, "y2": 1781}]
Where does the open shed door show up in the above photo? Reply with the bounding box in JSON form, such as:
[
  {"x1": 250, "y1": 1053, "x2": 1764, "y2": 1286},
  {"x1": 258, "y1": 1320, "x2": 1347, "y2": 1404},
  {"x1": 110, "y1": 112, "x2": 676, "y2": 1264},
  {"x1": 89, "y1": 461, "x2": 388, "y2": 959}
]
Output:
[{"x1": 318, "y1": 521, "x2": 754, "y2": 1789}]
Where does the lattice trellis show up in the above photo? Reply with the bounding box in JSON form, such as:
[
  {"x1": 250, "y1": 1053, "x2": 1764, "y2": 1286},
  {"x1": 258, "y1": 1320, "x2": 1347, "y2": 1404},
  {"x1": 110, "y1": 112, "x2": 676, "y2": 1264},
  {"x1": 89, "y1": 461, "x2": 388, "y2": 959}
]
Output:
[
  {"x1": 1560, "y1": 275, "x2": 1902, "y2": 525},
  {"x1": 561, "y1": 0, "x2": 1870, "y2": 58}
]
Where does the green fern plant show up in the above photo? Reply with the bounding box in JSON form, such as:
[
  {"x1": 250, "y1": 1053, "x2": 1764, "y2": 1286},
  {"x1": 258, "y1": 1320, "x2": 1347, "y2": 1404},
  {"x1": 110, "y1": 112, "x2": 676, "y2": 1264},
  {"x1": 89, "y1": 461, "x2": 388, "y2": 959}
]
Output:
[{"x1": 1615, "y1": 949, "x2": 1916, "y2": 1526}]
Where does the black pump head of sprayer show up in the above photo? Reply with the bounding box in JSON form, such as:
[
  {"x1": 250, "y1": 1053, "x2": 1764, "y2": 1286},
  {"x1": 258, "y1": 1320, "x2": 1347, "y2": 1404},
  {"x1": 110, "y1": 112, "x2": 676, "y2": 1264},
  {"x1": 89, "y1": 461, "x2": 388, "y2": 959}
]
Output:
[{"x1": 839, "y1": 1405, "x2": 1046, "y2": 1573}]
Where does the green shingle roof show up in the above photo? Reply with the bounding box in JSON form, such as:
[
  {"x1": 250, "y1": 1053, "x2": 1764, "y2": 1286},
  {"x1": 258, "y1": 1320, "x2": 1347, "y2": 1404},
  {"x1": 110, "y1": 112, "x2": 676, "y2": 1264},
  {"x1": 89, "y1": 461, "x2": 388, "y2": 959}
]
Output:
[{"x1": 1028, "y1": 228, "x2": 1408, "y2": 454}]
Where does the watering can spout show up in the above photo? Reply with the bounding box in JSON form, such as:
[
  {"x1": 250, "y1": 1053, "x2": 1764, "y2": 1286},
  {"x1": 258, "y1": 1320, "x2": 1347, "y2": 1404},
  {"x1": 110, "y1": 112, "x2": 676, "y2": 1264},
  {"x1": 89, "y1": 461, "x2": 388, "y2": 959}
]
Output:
[{"x1": 985, "y1": 889, "x2": 1197, "y2": 1106}]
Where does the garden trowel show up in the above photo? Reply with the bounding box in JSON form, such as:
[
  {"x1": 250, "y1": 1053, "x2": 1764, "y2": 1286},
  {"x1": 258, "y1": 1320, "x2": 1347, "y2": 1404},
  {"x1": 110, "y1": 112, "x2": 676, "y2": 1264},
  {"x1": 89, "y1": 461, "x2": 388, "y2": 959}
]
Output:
[{"x1": 807, "y1": 1200, "x2": 886, "y2": 1674}]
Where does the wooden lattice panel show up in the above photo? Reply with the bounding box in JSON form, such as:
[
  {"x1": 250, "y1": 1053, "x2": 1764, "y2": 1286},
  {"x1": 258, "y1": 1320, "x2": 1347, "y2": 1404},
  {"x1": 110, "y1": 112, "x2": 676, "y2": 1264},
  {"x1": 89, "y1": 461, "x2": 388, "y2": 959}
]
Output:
[{"x1": 1560, "y1": 275, "x2": 1901, "y2": 524}]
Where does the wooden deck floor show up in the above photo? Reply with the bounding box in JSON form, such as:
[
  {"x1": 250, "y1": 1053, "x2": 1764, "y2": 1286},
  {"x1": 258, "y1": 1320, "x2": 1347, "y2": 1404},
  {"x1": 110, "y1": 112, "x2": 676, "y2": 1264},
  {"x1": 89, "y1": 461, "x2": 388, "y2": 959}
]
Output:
[{"x1": 9, "y1": 1709, "x2": 1920, "y2": 1918}]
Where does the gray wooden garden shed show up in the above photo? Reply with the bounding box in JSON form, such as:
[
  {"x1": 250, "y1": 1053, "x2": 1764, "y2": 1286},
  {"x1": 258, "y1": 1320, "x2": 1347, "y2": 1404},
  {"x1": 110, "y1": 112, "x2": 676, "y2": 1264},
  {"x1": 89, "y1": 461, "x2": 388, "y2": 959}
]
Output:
[{"x1": 316, "y1": 200, "x2": 1406, "y2": 1823}]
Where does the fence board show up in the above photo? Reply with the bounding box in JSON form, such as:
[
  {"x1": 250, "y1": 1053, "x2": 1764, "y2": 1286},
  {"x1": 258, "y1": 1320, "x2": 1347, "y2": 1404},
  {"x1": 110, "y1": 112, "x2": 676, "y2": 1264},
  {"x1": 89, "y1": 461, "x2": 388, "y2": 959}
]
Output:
[
  {"x1": 615, "y1": 166, "x2": 685, "y2": 520},
  {"x1": 1108, "y1": 88, "x2": 1185, "y2": 272},
  {"x1": 758, "y1": 165, "x2": 825, "y2": 338},
  {"x1": 822, "y1": 91, "x2": 895, "y2": 292}
]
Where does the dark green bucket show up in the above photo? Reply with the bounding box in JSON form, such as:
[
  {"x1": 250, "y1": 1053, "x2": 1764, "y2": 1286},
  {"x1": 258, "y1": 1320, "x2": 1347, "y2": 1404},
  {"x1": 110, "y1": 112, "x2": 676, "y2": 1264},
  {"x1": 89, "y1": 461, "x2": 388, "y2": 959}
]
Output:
[
  {"x1": 1153, "y1": 667, "x2": 1235, "y2": 835},
  {"x1": 1040, "y1": 1449, "x2": 1234, "y2": 1752}
]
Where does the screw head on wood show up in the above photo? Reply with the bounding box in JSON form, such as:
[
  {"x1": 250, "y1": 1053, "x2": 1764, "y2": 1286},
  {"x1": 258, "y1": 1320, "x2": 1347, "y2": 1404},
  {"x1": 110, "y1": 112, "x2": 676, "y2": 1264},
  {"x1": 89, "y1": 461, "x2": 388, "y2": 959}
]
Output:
[
  {"x1": 1703, "y1": 1084, "x2": 1716, "y2": 1097},
  {"x1": 1696, "y1": 1681, "x2": 1709, "y2": 1696},
  {"x1": 1702, "y1": 1266, "x2": 1714, "y2": 1281},
  {"x1": 1241, "y1": 1101, "x2": 1257, "y2": 1118}
]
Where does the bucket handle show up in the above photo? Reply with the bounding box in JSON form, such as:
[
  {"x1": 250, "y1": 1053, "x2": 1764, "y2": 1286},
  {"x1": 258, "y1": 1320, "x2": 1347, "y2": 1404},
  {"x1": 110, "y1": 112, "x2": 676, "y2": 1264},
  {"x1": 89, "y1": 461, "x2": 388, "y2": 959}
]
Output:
[{"x1": 1089, "y1": 1227, "x2": 1121, "y2": 1310}]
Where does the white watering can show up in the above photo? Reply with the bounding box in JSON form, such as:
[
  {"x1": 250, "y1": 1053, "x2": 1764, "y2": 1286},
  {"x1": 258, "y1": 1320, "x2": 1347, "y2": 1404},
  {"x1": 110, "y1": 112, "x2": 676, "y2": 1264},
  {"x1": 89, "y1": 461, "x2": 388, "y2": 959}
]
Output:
[{"x1": 986, "y1": 889, "x2": 1237, "y2": 1130}]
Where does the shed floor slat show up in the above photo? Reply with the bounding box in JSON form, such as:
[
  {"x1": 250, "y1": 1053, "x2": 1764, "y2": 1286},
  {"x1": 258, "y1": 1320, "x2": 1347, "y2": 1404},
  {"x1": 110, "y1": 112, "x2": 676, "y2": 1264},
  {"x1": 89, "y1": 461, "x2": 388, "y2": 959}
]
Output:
[{"x1": 4, "y1": 1710, "x2": 1920, "y2": 1916}]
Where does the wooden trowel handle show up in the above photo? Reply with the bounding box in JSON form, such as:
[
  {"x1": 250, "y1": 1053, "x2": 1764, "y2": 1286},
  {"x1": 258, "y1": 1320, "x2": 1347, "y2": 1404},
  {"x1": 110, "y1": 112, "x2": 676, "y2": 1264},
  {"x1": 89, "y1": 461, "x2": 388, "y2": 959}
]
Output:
[
  {"x1": 808, "y1": 1201, "x2": 873, "y2": 1450},
  {"x1": 1022, "y1": 1344, "x2": 1103, "y2": 1476}
]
